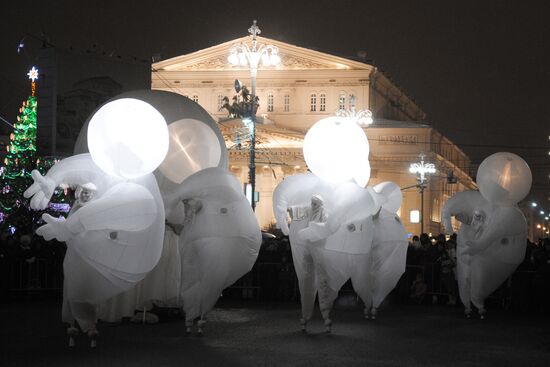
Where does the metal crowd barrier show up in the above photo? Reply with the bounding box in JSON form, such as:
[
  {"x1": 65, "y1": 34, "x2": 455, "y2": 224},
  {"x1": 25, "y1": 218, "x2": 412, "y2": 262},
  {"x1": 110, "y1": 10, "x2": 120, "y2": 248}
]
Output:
[
  {"x1": 1, "y1": 257, "x2": 544, "y2": 312},
  {"x1": 1, "y1": 258, "x2": 64, "y2": 296}
]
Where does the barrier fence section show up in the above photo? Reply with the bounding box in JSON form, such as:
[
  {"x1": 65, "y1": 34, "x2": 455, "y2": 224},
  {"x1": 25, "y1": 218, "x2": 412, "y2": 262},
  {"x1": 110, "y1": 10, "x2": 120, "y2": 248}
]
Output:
[{"x1": 1, "y1": 257, "x2": 544, "y2": 312}]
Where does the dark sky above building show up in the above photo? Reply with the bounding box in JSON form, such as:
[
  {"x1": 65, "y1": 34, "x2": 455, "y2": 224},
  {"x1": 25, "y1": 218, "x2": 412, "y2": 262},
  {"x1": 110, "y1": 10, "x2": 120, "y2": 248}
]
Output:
[{"x1": 1, "y1": 0, "x2": 549, "y2": 206}]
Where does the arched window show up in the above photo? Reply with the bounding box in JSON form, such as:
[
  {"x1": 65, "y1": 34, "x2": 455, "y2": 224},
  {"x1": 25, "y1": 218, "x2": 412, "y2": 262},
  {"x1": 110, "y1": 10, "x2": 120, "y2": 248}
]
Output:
[
  {"x1": 349, "y1": 94, "x2": 356, "y2": 110},
  {"x1": 284, "y1": 94, "x2": 290, "y2": 112},
  {"x1": 319, "y1": 93, "x2": 326, "y2": 112},
  {"x1": 338, "y1": 92, "x2": 346, "y2": 110},
  {"x1": 267, "y1": 93, "x2": 274, "y2": 112},
  {"x1": 310, "y1": 93, "x2": 317, "y2": 112}
]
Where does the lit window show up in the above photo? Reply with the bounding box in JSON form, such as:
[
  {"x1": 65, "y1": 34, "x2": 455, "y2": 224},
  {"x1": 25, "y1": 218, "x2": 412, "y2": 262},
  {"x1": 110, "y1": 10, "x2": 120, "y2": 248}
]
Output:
[
  {"x1": 192, "y1": 94, "x2": 199, "y2": 103},
  {"x1": 349, "y1": 94, "x2": 356, "y2": 110},
  {"x1": 410, "y1": 210, "x2": 420, "y2": 223},
  {"x1": 338, "y1": 93, "x2": 346, "y2": 110},
  {"x1": 310, "y1": 93, "x2": 317, "y2": 112},
  {"x1": 431, "y1": 198, "x2": 441, "y2": 222},
  {"x1": 217, "y1": 94, "x2": 224, "y2": 110},
  {"x1": 267, "y1": 93, "x2": 274, "y2": 112},
  {"x1": 284, "y1": 94, "x2": 290, "y2": 112},
  {"x1": 320, "y1": 93, "x2": 326, "y2": 112}
]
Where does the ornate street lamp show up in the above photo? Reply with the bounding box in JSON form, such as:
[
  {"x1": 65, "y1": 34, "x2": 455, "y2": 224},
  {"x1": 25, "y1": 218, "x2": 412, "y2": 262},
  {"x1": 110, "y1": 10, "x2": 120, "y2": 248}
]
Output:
[
  {"x1": 335, "y1": 95, "x2": 373, "y2": 126},
  {"x1": 227, "y1": 20, "x2": 280, "y2": 211},
  {"x1": 409, "y1": 153, "x2": 436, "y2": 234}
]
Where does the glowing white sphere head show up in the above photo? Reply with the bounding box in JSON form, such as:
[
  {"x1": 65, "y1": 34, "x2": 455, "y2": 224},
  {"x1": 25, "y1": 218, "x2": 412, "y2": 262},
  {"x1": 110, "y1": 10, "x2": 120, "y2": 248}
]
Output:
[
  {"x1": 476, "y1": 152, "x2": 532, "y2": 205},
  {"x1": 372, "y1": 181, "x2": 403, "y2": 213},
  {"x1": 87, "y1": 98, "x2": 169, "y2": 179},
  {"x1": 158, "y1": 118, "x2": 222, "y2": 184},
  {"x1": 303, "y1": 117, "x2": 370, "y2": 186}
]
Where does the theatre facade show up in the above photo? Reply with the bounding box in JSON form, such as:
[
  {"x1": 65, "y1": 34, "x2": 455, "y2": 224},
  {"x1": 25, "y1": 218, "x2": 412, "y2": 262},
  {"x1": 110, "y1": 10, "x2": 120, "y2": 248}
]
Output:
[{"x1": 152, "y1": 36, "x2": 477, "y2": 236}]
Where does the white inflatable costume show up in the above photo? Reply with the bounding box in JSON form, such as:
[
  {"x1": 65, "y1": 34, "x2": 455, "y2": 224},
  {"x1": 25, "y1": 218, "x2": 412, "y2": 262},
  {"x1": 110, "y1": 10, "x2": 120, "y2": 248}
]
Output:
[
  {"x1": 163, "y1": 167, "x2": 261, "y2": 332},
  {"x1": 273, "y1": 116, "x2": 407, "y2": 331},
  {"x1": 24, "y1": 98, "x2": 169, "y2": 347},
  {"x1": 441, "y1": 152, "x2": 531, "y2": 318},
  {"x1": 73, "y1": 91, "x2": 260, "y2": 334}
]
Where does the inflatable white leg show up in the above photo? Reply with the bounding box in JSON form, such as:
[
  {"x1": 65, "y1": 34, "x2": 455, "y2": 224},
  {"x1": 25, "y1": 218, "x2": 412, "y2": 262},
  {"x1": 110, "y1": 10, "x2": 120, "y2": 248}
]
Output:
[
  {"x1": 300, "y1": 318, "x2": 307, "y2": 332},
  {"x1": 370, "y1": 307, "x2": 377, "y2": 320},
  {"x1": 318, "y1": 279, "x2": 338, "y2": 333},
  {"x1": 67, "y1": 322, "x2": 78, "y2": 348},
  {"x1": 457, "y1": 251, "x2": 472, "y2": 317},
  {"x1": 197, "y1": 317, "x2": 206, "y2": 334},
  {"x1": 185, "y1": 319, "x2": 193, "y2": 334},
  {"x1": 291, "y1": 245, "x2": 316, "y2": 330},
  {"x1": 323, "y1": 317, "x2": 332, "y2": 333},
  {"x1": 88, "y1": 328, "x2": 98, "y2": 349}
]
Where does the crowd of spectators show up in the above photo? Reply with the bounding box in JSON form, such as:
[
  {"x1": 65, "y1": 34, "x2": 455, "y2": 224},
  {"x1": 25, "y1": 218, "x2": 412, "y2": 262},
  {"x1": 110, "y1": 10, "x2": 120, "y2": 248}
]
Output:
[
  {"x1": 2, "y1": 226, "x2": 550, "y2": 314},
  {"x1": 0, "y1": 231, "x2": 65, "y2": 299},
  {"x1": 404, "y1": 233, "x2": 550, "y2": 312}
]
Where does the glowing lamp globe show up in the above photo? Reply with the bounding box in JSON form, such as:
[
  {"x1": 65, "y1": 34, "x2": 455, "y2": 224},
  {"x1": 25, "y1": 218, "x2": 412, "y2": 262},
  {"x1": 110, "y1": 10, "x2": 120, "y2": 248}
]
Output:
[
  {"x1": 303, "y1": 117, "x2": 370, "y2": 186},
  {"x1": 87, "y1": 98, "x2": 169, "y2": 179},
  {"x1": 158, "y1": 118, "x2": 222, "y2": 184},
  {"x1": 476, "y1": 152, "x2": 532, "y2": 206}
]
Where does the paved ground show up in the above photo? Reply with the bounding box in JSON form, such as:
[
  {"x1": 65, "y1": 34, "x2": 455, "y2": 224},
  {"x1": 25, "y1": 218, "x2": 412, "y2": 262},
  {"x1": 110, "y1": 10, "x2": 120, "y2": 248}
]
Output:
[{"x1": 1, "y1": 298, "x2": 549, "y2": 367}]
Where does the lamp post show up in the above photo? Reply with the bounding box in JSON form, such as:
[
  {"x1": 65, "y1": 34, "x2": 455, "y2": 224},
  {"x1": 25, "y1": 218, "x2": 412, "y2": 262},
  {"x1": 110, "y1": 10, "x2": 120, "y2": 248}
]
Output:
[
  {"x1": 228, "y1": 20, "x2": 280, "y2": 211},
  {"x1": 409, "y1": 153, "x2": 436, "y2": 235},
  {"x1": 335, "y1": 95, "x2": 374, "y2": 126}
]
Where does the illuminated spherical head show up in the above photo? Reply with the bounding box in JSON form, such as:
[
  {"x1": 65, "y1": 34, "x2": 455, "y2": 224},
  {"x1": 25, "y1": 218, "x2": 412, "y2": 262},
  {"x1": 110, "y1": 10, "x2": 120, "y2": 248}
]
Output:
[
  {"x1": 476, "y1": 152, "x2": 532, "y2": 206},
  {"x1": 371, "y1": 181, "x2": 403, "y2": 213},
  {"x1": 158, "y1": 118, "x2": 222, "y2": 184},
  {"x1": 87, "y1": 98, "x2": 169, "y2": 179},
  {"x1": 303, "y1": 117, "x2": 370, "y2": 186}
]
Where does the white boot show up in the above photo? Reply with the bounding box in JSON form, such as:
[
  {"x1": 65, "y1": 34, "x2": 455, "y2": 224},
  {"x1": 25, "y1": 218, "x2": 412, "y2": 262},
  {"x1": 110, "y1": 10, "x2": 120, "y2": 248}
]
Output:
[
  {"x1": 371, "y1": 307, "x2": 377, "y2": 320},
  {"x1": 87, "y1": 329, "x2": 99, "y2": 349},
  {"x1": 479, "y1": 308, "x2": 486, "y2": 320},
  {"x1": 364, "y1": 308, "x2": 370, "y2": 320},
  {"x1": 324, "y1": 318, "x2": 332, "y2": 333},
  {"x1": 465, "y1": 307, "x2": 472, "y2": 319},
  {"x1": 185, "y1": 320, "x2": 193, "y2": 334},
  {"x1": 300, "y1": 318, "x2": 307, "y2": 332},
  {"x1": 197, "y1": 319, "x2": 206, "y2": 335},
  {"x1": 67, "y1": 326, "x2": 79, "y2": 348}
]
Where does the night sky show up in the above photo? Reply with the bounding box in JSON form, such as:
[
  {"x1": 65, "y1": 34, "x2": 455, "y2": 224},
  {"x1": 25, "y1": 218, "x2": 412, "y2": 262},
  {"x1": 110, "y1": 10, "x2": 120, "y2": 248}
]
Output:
[{"x1": 1, "y1": 0, "x2": 549, "y2": 207}]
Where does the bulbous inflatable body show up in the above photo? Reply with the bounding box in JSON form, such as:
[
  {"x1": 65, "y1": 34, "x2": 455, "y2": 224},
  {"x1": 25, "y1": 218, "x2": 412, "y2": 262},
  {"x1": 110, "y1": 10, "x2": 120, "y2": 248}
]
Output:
[
  {"x1": 273, "y1": 174, "x2": 407, "y2": 327},
  {"x1": 164, "y1": 167, "x2": 262, "y2": 324},
  {"x1": 75, "y1": 91, "x2": 254, "y2": 334},
  {"x1": 441, "y1": 152, "x2": 531, "y2": 317},
  {"x1": 25, "y1": 97, "x2": 169, "y2": 342},
  {"x1": 25, "y1": 154, "x2": 165, "y2": 333}
]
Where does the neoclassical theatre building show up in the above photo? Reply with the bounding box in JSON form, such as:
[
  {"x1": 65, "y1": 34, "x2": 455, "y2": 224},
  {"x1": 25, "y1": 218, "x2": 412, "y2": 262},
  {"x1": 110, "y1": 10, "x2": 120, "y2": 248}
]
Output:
[{"x1": 152, "y1": 36, "x2": 476, "y2": 236}]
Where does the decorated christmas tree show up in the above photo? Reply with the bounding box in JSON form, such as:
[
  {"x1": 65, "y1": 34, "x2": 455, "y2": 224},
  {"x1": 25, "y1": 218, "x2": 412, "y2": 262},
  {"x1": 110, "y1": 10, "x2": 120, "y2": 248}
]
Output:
[
  {"x1": 0, "y1": 67, "x2": 39, "y2": 217},
  {"x1": 0, "y1": 67, "x2": 71, "y2": 237}
]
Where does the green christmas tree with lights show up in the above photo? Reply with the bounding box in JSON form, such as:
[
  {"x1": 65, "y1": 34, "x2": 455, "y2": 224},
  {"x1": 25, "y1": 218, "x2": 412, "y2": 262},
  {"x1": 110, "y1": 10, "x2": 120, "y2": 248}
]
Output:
[
  {"x1": 0, "y1": 67, "x2": 39, "y2": 216},
  {"x1": 0, "y1": 67, "x2": 72, "y2": 237}
]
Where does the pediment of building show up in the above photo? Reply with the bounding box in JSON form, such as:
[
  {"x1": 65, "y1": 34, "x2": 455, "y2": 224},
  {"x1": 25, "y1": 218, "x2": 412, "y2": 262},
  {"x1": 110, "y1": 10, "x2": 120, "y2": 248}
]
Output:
[{"x1": 154, "y1": 36, "x2": 373, "y2": 72}]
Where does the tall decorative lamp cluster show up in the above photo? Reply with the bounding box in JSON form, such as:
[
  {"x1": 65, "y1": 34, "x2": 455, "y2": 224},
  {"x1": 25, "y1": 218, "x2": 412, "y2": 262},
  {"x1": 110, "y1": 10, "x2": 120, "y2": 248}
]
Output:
[
  {"x1": 227, "y1": 20, "x2": 280, "y2": 211},
  {"x1": 409, "y1": 153, "x2": 436, "y2": 234}
]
